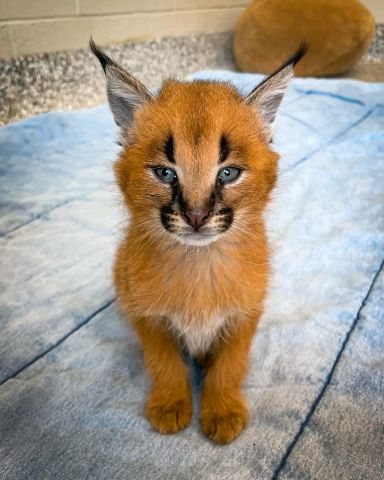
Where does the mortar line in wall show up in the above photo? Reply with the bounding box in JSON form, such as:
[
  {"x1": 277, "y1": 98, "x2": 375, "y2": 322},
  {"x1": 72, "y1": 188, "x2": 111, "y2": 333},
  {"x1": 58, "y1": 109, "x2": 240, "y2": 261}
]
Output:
[
  {"x1": 1, "y1": 6, "x2": 246, "y2": 25},
  {"x1": 7, "y1": 25, "x2": 16, "y2": 57}
]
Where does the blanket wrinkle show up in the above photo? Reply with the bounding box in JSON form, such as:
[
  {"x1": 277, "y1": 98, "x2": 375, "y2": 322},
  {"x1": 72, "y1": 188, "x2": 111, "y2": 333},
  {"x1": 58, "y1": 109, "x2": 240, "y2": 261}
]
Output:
[
  {"x1": 270, "y1": 256, "x2": 384, "y2": 480},
  {"x1": 292, "y1": 88, "x2": 366, "y2": 106}
]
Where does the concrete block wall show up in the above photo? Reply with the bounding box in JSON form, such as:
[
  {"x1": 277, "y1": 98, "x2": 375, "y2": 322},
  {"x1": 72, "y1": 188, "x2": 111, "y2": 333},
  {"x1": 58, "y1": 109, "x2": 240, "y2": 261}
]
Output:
[
  {"x1": 0, "y1": 0, "x2": 382, "y2": 58},
  {"x1": 0, "y1": 0, "x2": 248, "y2": 58}
]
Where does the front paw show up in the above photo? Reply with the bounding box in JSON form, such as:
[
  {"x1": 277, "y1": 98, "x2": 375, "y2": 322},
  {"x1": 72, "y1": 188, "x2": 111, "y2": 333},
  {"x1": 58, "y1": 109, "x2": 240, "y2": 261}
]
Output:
[
  {"x1": 200, "y1": 391, "x2": 248, "y2": 444},
  {"x1": 146, "y1": 389, "x2": 192, "y2": 434}
]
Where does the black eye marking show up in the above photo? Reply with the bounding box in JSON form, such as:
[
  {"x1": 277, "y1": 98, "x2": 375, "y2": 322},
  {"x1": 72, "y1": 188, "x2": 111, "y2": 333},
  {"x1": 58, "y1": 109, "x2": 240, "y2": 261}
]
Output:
[
  {"x1": 165, "y1": 135, "x2": 175, "y2": 163},
  {"x1": 217, "y1": 207, "x2": 233, "y2": 232},
  {"x1": 219, "y1": 135, "x2": 230, "y2": 163},
  {"x1": 176, "y1": 187, "x2": 187, "y2": 214},
  {"x1": 160, "y1": 203, "x2": 177, "y2": 232},
  {"x1": 213, "y1": 179, "x2": 224, "y2": 202},
  {"x1": 160, "y1": 183, "x2": 187, "y2": 232}
]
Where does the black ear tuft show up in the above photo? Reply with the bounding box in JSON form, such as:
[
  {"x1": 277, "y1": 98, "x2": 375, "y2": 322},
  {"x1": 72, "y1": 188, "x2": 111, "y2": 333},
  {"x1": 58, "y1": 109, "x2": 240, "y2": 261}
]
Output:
[
  {"x1": 89, "y1": 38, "x2": 114, "y2": 73},
  {"x1": 247, "y1": 42, "x2": 309, "y2": 98},
  {"x1": 89, "y1": 37, "x2": 152, "y2": 132},
  {"x1": 281, "y1": 41, "x2": 309, "y2": 70},
  {"x1": 244, "y1": 42, "x2": 309, "y2": 140}
]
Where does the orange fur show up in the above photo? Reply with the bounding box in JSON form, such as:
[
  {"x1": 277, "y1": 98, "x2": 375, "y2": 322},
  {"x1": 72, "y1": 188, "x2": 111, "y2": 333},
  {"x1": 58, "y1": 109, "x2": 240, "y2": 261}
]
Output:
[
  {"x1": 90, "y1": 38, "x2": 306, "y2": 442},
  {"x1": 112, "y1": 80, "x2": 278, "y2": 443}
]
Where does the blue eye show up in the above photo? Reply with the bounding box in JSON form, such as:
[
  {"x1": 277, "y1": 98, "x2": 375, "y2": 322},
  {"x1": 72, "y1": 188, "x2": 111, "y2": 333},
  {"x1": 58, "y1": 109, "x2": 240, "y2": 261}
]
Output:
[
  {"x1": 217, "y1": 167, "x2": 241, "y2": 184},
  {"x1": 154, "y1": 167, "x2": 177, "y2": 184}
]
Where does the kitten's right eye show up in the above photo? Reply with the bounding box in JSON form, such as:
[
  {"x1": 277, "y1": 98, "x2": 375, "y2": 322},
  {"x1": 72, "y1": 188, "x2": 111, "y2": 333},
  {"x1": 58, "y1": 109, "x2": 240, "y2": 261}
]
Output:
[{"x1": 153, "y1": 167, "x2": 178, "y2": 184}]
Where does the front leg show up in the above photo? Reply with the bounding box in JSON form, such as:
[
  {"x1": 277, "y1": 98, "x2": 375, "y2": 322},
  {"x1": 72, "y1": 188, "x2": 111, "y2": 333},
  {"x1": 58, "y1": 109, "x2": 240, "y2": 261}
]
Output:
[
  {"x1": 200, "y1": 314, "x2": 259, "y2": 444},
  {"x1": 132, "y1": 316, "x2": 192, "y2": 434}
]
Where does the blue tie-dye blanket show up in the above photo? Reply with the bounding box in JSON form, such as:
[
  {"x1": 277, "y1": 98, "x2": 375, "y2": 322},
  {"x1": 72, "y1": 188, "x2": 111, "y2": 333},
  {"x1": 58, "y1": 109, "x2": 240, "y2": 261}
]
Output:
[{"x1": 0, "y1": 72, "x2": 383, "y2": 480}]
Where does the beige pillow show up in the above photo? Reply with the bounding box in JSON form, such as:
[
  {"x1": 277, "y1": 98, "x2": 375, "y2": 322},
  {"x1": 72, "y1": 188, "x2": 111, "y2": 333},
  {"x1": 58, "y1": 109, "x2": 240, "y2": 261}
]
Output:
[{"x1": 233, "y1": 0, "x2": 375, "y2": 76}]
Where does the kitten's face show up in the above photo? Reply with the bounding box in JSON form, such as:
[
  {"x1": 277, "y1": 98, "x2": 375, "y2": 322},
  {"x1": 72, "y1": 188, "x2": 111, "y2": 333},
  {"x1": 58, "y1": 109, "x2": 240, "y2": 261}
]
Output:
[
  {"x1": 91, "y1": 40, "x2": 305, "y2": 247},
  {"x1": 114, "y1": 81, "x2": 278, "y2": 247},
  {"x1": 91, "y1": 41, "x2": 305, "y2": 247}
]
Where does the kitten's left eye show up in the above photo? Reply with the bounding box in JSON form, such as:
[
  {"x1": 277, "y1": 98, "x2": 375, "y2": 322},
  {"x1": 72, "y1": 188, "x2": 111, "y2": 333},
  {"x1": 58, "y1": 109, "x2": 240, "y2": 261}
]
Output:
[
  {"x1": 217, "y1": 167, "x2": 241, "y2": 184},
  {"x1": 154, "y1": 167, "x2": 177, "y2": 184}
]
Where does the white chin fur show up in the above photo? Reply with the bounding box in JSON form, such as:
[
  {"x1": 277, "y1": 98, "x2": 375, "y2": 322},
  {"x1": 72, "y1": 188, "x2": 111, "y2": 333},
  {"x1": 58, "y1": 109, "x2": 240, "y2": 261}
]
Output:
[{"x1": 174, "y1": 233, "x2": 220, "y2": 247}]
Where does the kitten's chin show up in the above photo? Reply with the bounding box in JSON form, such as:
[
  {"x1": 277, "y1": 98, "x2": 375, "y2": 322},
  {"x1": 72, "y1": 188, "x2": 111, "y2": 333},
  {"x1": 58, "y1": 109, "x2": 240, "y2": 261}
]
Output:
[{"x1": 172, "y1": 232, "x2": 220, "y2": 247}]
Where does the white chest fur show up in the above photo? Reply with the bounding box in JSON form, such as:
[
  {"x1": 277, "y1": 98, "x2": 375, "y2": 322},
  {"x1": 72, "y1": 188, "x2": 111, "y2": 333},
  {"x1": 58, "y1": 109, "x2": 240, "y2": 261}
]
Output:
[{"x1": 169, "y1": 313, "x2": 229, "y2": 356}]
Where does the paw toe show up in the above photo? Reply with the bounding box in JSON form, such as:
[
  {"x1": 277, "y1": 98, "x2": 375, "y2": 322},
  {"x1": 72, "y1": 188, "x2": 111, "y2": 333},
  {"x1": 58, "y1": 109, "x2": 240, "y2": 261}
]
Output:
[
  {"x1": 146, "y1": 399, "x2": 192, "y2": 434},
  {"x1": 201, "y1": 411, "x2": 247, "y2": 444}
]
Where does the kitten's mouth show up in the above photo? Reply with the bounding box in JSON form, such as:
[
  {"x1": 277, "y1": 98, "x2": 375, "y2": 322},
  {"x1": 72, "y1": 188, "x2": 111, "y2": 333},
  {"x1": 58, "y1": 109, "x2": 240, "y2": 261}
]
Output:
[
  {"x1": 160, "y1": 205, "x2": 233, "y2": 247},
  {"x1": 176, "y1": 231, "x2": 220, "y2": 247}
]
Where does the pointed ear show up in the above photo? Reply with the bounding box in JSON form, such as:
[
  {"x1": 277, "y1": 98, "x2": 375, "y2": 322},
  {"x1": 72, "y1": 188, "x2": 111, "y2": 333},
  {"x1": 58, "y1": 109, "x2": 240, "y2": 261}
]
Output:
[
  {"x1": 90, "y1": 39, "x2": 152, "y2": 130},
  {"x1": 244, "y1": 43, "x2": 308, "y2": 140}
]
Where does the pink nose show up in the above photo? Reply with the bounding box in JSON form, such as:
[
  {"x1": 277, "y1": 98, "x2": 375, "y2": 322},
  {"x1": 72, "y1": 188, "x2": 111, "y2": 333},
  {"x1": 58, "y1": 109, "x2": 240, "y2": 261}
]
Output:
[{"x1": 184, "y1": 208, "x2": 210, "y2": 231}]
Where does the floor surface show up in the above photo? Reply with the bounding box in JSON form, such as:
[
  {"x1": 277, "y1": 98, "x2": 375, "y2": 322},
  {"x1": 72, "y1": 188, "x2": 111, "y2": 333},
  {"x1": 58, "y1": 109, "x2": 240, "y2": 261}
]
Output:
[{"x1": 1, "y1": 27, "x2": 383, "y2": 126}]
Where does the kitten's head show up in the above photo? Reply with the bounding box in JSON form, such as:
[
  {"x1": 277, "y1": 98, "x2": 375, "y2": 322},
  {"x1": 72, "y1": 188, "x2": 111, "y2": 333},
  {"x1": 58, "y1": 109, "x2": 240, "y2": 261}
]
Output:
[{"x1": 91, "y1": 40, "x2": 306, "y2": 247}]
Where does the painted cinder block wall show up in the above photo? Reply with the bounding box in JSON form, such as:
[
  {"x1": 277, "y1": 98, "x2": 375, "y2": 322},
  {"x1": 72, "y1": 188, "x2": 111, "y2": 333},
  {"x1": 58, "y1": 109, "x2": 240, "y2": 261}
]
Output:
[{"x1": 0, "y1": 0, "x2": 382, "y2": 58}]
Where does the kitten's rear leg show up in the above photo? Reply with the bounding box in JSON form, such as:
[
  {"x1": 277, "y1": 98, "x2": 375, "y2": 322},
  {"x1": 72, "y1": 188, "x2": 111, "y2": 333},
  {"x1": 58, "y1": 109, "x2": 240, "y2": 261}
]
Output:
[
  {"x1": 200, "y1": 314, "x2": 259, "y2": 444},
  {"x1": 132, "y1": 317, "x2": 192, "y2": 434}
]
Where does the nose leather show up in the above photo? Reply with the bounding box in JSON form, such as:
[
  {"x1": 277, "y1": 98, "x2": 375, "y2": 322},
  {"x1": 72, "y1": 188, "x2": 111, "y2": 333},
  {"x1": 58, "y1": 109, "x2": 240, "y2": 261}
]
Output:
[{"x1": 184, "y1": 208, "x2": 210, "y2": 231}]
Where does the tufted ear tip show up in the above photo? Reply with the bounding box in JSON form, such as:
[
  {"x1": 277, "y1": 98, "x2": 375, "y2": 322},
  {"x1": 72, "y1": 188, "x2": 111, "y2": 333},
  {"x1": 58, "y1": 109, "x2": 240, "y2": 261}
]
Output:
[
  {"x1": 244, "y1": 42, "x2": 308, "y2": 139},
  {"x1": 90, "y1": 38, "x2": 152, "y2": 132},
  {"x1": 285, "y1": 41, "x2": 309, "y2": 69},
  {"x1": 90, "y1": 38, "x2": 110, "y2": 73}
]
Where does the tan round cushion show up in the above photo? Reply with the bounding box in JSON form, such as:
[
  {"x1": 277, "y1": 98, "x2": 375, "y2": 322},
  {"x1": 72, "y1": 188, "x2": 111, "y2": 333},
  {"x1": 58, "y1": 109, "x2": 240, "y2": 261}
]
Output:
[{"x1": 233, "y1": 0, "x2": 375, "y2": 77}]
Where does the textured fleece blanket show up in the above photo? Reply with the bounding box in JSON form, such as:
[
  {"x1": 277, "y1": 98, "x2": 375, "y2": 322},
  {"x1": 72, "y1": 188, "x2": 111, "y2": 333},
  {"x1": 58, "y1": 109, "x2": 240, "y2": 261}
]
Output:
[{"x1": 0, "y1": 72, "x2": 383, "y2": 480}]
